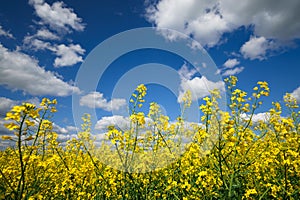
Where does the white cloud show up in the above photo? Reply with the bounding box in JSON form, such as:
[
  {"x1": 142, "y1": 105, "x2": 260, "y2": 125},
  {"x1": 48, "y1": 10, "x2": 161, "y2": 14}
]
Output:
[
  {"x1": 241, "y1": 112, "x2": 270, "y2": 123},
  {"x1": 23, "y1": 28, "x2": 59, "y2": 51},
  {"x1": 0, "y1": 97, "x2": 40, "y2": 117},
  {"x1": 56, "y1": 134, "x2": 77, "y2": 142},
  {"x1": 95, "y1": 115, "x2": 130, "y2": 130},
  {"x1": 52, "y1": 44, "x2": 85, "y2": 67},
  {"x1": 223, "y1": 59, "x2": 240, "y2": 68},
  {"x1": 0, "y1": 97, "x2": 17, "y2": 117},
  {"x1": 146, "y1": 0, "x2": 230, "y2": 47},
  {"x1": 218, "y1": 58, "x2": 244, "y2": 76},
  {"x1": 177, "y1": 64, "x2": 225, "y2": 102},
  {"x1": 240, "y1": 36, "x2": 274, "y2": 60},
  {"x1": 94, "y1": 133, "x2": 107, "y2": 142},
  {"x1": 53, "y1": 123, "x2": 78, "y2": 135},
  {"x1": 23, "y1": 36, "x2": 51, "y2": 50},
  {"x1": 0, "y1": 112, "x2": 78, "y2": 148},
  {"x1": 291, "y1": 86, "x2": 300, "y2": 102},
  {"x1": 178, "y1": 63, "x2": 197, "y2": 80},
  {"x1": 0, "y1": 117, "x2": 78, "y2": 148},
  {"x1": 179, "y1": 76, "x2": 225, "y2": 102},
  {"x1": 65, "y1": 125, "x2": 79, "y2": 132},
  {"x1": 31, "y1": 39, "x2": 51, "y2": 50},
  {"x1": 26, "y1": 97, "x2": 41, "y2": 106},
  {"x1": 23, "y1": 1, "x2": 85, "y2": 67},
  {"x1": 23, "y1": 29, "x2": 59, "y2": 49},
  {"x1": 29, "y1": 0, "x2": 85, "y2": 32},
  {"x1": 0, "y1": 118, "x2": 13, "y2": 137},
  {"x1": 44, "y1": 123, "x2": 78, "y2": 143},
  {"x1": 0, "y1": 44, "x2": 80, "y2": 96},
  {"x1": 36, "y1": 28, "x2": 59, "y2": 40},
  {"x1": 146, "y1": 0, "x2": 300, "y2": 50},
  {"x1": 219, "y1": 0, "x2": 300, "y2": 41},
  {"x1": 53, "y1": 123, "x2": 68, "y2": 134},
  {"x1": 23, "y1": 34, "x2": 85, "y2": 67},
  {"x1": 187, "y1": 11, "x2": 231, "y2": 47},
  {"x1": 215, "y1": 69, "x2": 221, "y2": 75},
  {"x1": 80, "y1": 92, "x2": 127, "y2": 112},
  {"x1": 222, "y1": 67, "x2": 245, "y2": 76},
  {"x1": 0, "y1": 25, "x2": 14, "y2": 38}
]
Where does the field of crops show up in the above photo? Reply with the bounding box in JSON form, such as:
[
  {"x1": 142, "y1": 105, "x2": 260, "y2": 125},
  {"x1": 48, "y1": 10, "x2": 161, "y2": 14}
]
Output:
[{"x1": 1, "y1": 76, "x2": 299, "y2": 199}]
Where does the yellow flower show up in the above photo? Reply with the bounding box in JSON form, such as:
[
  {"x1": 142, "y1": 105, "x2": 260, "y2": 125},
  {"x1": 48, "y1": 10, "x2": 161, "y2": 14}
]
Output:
[
  {"x1": 1, "y1": 135, "x2": 13, "y2": 140},
  {"x1": 244, "y1": 189, "x2": 257, "y2": 198},
  {"x1": 50, "y1": 107, "x2": 57, "y2": 113},
  {"x1": 4, "y1": 122, "x2": 19, "y2": 131},
  {"x1": 181, "y1": 90, "x2": 192, "y2": 108},
  {"x1": 12, "y1": 105, "x2": 25, "y2": 113},
  {"x1": 130, "y1": 112, "x2": 145, "y2": 126},
  {"x1": 25, "y1": 119, "x2": 35, "y2": 127}
]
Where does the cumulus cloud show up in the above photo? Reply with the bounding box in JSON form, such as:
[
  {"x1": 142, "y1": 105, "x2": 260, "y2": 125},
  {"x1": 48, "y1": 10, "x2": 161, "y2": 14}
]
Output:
[
  {"x1": 23, "y1": 34, "x2": 85, "y2": 67},
  {"x1": 146, "y1": 0, "x2": 300, "y2": 54},
  {"x1": 52, "y1": 123, "x2": 78, "y2": 135},
  {"x1": 291, "y1": 86, "x2": 300, "y2": 102},
  {"x1": 0, "y1": 44, "x2": 80, "y2": 96},
  {"x1": 219, "y1": 0, "x2": 300, "y2": 41},
  {"x1": 0, "y1": 118, "x2": 78, "y2": 147},
  {"x1": 223, "y1": 59, "x2": 240, "y2": 68},
  {"x1": 0, "y1": 97, "x2": 17, "y2": 117},
  {"x1": 218, "y1": 58, "x2": 244, "y2": 76},
  {"x1": 23, "y1": 36, "x2": 51, "y2": 50},
  {"x1": 222, "y1": 67, "x2": 245, "y2": 77},
  {"x1": 0, "y1": 25, "x2": 14, "y2": 38},
  {"x1": 241, "y1": 112, "x2": 270, "y2": 123},
  {"x1": 29, "y1": 0, "x2": 85, "y2": 32},
  {"x1": 22, "y1": 1, "x2": 85, "y2": 66},
  {"x1": 36, "y1": 28, "x2": 59, "y2": 40},
  {"x1": 0, "y1": 105, "x2": 78, "y2": 148},
  {"x1": 56, "y1": 134, "x2": 78, "y2": 144},
  {"x1": 95, "y1": 115, "x2": 153, "y2": 132},
  {"x1": 80, "y1": 92, "x2": 127, "y2": 112},
  {"x1": 146, "y1": 0, "x2": 230, "y2": 46},
  {"x1": 177, "y1": 64, "x2": 225, "y2": 102},
  {"x1": 187, "y1": 11, "x2": 231, "y2": 47},
  {"x1": 0, "y1": 121, "x2": 78, "y2": 148},
  {"x1": 23, "y1": 28, "x2": 59, "y2": 51},
  {"x1": 0, "y1": 97, "x2": 41, "y2": 117},
  {"x1": 179, "y1": 76, "x2": 225, "y2": 102},
  {"x1": 65, "y1": 125, "x2": 79, "y2": 132},
  {"x1": 216, "y1": 58, "x2": 245, "y2": 76},
  {"x1": 51, "y1": 44, "x2": 85, "y2": 67},
  {"x1": 23, "y1": 1, "x2": 85, "y2": 67},
  {"x1": 23, "y1": 0, "x2": 85, "y2": 67},
  {"x1": 0, "y1": 118, "x2": 14, "y2": 145},
  {"x1": 178, "y1": 63, "x2": 197, "y2": 80},
  {"x1": 95, "y1": 115, "x2": 130, "y2": 130},
  {"x1": 23, "y1": 29, "x2": 59, "y2": 48},
  {"x1": 240, "y1": 36, "x2": 274, "y2": 60}
]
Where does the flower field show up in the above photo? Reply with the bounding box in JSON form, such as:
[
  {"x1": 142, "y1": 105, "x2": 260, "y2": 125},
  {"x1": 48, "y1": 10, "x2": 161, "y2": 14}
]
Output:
[{"x1": 1, "y1": 76, "x2": 299, "y2": 199}]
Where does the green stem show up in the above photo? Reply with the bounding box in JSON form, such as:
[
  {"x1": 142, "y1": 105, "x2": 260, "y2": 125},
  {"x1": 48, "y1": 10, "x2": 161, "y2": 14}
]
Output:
[
  {"x1": 228, "y1": 171, "x2": 235, "y2": 198},
  {"x1": 0, "y1": 168, "x2": 17, "y2": 196},
  {"x1": 130, "y1": 122, "x2": 139, "y2": 171},
  {"x1": 259, "y1": 187, "x2": 271, "y2": 200},
  {"x1": 16, "y1": 114, "x2": 27, "y2": 200}
]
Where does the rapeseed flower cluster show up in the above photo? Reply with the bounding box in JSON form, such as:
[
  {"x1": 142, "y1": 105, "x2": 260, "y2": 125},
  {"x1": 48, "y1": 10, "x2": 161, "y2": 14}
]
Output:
[{"x1": 0, "y1": 77, "x2": 299, "y2": 199}]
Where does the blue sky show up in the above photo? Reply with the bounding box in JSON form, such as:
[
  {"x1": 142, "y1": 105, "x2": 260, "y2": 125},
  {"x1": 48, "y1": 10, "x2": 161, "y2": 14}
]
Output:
[{"x1": 0, "y1": 0, "x2": 300, "y2": 143}]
